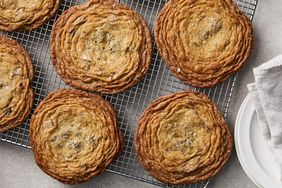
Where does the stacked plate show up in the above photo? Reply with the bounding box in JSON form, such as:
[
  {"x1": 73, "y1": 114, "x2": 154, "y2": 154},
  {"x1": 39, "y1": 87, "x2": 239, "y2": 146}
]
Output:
[{"x1": 235, "y1": 94, "x2": 282, "y2": 188}]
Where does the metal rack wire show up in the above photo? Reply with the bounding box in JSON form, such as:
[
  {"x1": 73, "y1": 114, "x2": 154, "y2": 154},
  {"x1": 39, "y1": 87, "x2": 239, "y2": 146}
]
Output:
[{"x1": 0, "y1": 0, "x2": 258, "y2": 187}]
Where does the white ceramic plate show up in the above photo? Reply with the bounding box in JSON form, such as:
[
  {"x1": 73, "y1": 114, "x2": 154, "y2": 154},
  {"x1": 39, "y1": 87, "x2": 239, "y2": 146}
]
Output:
[{"x1": 235, "y1": 94, "x2": 282, "y2": 188}]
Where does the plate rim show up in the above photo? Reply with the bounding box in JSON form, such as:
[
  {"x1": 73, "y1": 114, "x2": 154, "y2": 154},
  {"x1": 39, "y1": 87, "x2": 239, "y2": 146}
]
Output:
[{"x1": 234, "y1": 94, "x2": 282, "y2": 188}]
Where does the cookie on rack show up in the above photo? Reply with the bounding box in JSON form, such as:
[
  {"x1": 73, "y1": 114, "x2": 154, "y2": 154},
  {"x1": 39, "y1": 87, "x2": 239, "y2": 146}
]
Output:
[
  {"x1": 0, "y1": 35, "x2": 34, "y2": 132},
  {"x1": 154, "y1": 0, "x2": 253, "y2": 88},
  {"x1": 50, "y1": 0, "x2": 152, "y2": 94},
  {"x1": 135, "y1": 91, "x2": 233, "y2": 184},
  {"x1": 0, "y1": 0, "x2": 61, "y2": 31},
  {"x1": 30, "y1": 89, "x2": 123, "y2": 184}
]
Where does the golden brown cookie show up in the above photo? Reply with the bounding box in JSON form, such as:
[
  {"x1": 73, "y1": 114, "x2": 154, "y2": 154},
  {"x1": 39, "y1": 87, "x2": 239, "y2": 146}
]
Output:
[
  {"x1": 0, "y1": 35, "x2": 34, "y2": 132},
  {"x1": 135, "y1": 91, "x2": 233, "y2": 184},
  {"x1": 50, "y1": 0, "x2": 152, "y2": 94},
  {"x1": 0, "y1": 0, "x2": 61, "y2": 31},
  {"x1": 155, "y1": 0, "x2": 253, "y2": 88},
  {"x1": 30, "y1": 89, "x2": 123, "y2": 184}
]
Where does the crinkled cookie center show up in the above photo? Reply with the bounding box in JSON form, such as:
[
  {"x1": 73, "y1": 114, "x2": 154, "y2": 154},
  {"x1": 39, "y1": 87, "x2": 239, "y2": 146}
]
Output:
[
  {"x1": 158, "y1": 108, "x2": 212, "y2": 159},
  {"x1": 178, "y1": 10, "x2": 233, "y2": 61},
  {"x1": 41, "y1": 106, "x2": 109, "y2": 164},
  {"x1": 71, "y1": 15, "x2": 140, "y2": 80}
]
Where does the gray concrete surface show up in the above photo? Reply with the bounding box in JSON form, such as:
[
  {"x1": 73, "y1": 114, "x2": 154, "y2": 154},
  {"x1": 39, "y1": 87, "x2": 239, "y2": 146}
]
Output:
[{"x1": 1, "y1": 0, "x2": 281, "y2": 187}]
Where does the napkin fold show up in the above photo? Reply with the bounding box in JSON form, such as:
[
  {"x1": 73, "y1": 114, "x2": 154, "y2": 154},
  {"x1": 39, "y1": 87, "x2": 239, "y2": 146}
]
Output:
[{"x1": 247, "y1": 54, "x2": 282, "y2": 181}]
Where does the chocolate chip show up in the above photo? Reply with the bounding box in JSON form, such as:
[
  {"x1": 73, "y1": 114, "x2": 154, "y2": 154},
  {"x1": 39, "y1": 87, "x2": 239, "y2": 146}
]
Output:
[
  {"x1": 62, "y1": 131, "x2": 71, "y2": 139},
  {"x1": 4, "y1": 107, "x2": 12, "y2": 115},
  {"x1": 125, "y1": 47, "x2": 131, "y2": 52},
  {"x1": 17, "y1": 82, "x2": 24, "y2": 92},
  {"x1": 72, "y1": 141, "x2": 81, "y2": 149},
  {"x1": 90, "y1": 136, "x2": 96, "y2": 143},
  {"x1": 56, "y1": 143, "x2": 63, "y2": 148}
]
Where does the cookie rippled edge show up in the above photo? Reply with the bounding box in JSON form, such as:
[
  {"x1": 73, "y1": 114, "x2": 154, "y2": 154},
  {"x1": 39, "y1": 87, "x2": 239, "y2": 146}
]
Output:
[
  {"x1": 30, "y1": 89, "x2": 124, "y2": 184},
  {"x1": 155, "y1": 0, "x2": 253, "y2": 88},
  {"x1": 135, "y1": 91, "x2": 233, "y2": 184},
  {"x1": 0, "y1": 0, "x2": 61, "y2": 31},
  {"x1": 50, "y1": 0, "x2": 152, "y2": 94},
  {"x1": 0, "y1": 35, "x2": 34, "y2": 132}
]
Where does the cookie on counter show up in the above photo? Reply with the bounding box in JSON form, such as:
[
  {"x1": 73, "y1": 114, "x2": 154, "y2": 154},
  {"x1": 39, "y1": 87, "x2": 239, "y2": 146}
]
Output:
[
  {"x1": 0, "y1": 35, "x2": 34, "y2": 132},
  {"x1": 155, "y1": 0, "x2": 253, "y2": 88},
  {"x1": 50, "y1": 0, "x2": 152, "y2": 94},
  {"x1": 30, "y1": 89, "x2": 123, "y2": 184},
  {"x1": 0, "y1": 0, "x2": 61, "y2": 31},
  {"x1": 135, "y1": 91, "x2": 233, "y2": 184}
]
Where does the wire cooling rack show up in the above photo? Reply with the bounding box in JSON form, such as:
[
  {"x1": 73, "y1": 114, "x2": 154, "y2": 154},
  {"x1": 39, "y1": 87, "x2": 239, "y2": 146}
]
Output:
[{"x1": 0, "y1": 0, "x2": 257, "y2": 187}]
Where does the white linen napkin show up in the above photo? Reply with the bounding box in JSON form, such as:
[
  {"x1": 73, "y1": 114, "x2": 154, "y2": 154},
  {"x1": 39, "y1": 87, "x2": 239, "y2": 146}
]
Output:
[{"x1": 247, "y1": 54, "x2": 282, "y2": 181}]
